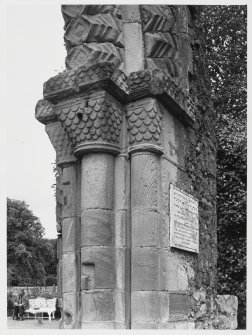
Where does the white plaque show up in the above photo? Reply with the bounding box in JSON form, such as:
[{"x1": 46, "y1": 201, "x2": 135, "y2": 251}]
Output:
[{"x1": 170, "y1": 184, "x2": 199, "y2": 253}]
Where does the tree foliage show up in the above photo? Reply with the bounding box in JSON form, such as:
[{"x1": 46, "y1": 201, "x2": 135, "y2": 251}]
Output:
[
  {"x1": 7, "y1": 198, "x2": 57, "y2": 286},
  {"x1": 202, "y1": 5, "x2": 247, "y2": 329}
]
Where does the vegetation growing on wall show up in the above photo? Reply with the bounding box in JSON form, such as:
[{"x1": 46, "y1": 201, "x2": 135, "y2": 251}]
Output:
[{"x1": 202, "y1": 5, "x2": 247, "y2": 329}]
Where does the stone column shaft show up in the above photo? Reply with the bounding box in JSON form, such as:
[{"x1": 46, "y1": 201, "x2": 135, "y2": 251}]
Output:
[{"x1": 80, "y1": 153, "x2": 116, "y2": 328}]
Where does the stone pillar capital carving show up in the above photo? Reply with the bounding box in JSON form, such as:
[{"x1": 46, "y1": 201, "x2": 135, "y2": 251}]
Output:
[
  {"x1": 54, "y1": 92, "x2": 123, "y2": 157},
  {"x1": 35, "y1": 99, "x2": 56, "y2": 125},
  {"x1": 35, "y1": 99, "x2": 77, "y2": 167},
  {"x1": 126, "y1": 98, "x2": 164, "y2": 155}
]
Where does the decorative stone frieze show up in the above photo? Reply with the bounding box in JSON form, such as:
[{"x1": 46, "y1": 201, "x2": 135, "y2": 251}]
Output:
[
  {"x1": 62, "y1": 5, "x2": 125, "y2": 71},
  {"x1": 43, "y1": 61, "x2": 196, "y2": 126}
]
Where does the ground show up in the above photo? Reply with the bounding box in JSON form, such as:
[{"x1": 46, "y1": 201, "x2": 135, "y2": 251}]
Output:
[{"x1": 7, "y1": 316, "x2": 59, "y2": 329}]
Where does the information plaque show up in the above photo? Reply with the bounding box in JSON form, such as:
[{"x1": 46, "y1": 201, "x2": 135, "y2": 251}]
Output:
[{"x1": 170, "y1": 184, "x2": 199, "y2": 253}]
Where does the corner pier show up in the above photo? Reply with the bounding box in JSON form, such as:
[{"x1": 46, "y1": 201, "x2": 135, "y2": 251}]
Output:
[{"x1": 36, "y1": 5, "x2": 238, "y2": 329}]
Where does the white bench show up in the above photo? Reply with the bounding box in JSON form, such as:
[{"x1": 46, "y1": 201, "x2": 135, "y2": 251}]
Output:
[{"x1": 25, "y1": 298, "x2": 56, "y2": 321}]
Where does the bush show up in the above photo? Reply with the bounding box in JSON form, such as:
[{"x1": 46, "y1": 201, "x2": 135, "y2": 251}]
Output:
[{"x1": 46, "y1": 276, "x2": 57, "y2": 286}]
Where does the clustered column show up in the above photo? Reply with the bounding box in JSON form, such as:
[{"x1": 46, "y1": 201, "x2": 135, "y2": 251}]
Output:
[{"x1": 126, "y1": 97, "x2": 165, "y2": 328}]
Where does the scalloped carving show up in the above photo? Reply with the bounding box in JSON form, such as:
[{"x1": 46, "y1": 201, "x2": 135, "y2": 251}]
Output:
[
  {"x1": 43, "y1": 70, "x2": 78, "y2": 99},
  {"x1": 55, "y1": 95, "x2": 123, "y2": 147},
  {"x1": 126, "y1": 99, "x2": 162, "y2": 146},
  {"x1": 127, "y1": 69, "x2": 196, "y2": 123}
]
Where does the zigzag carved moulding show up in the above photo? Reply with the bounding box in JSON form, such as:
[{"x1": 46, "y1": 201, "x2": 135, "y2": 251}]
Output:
[
  {"x1": 64, "y1": 14, "x2": 124, "y2": 49},
  {"x1": 62, "y1": 5, "x2": 122, "y2": 29},
  {"x1": 140, "y1": 5, "x2": 175, "y2": 33},
  {"x1": 65, "y1": 43, "x2": 125, "y2": 71}
]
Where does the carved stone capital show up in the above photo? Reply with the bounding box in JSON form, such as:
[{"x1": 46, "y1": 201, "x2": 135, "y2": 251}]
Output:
[
  {"x1": 126, "y1": 98, "x2": 163, "y2": 155},
  {"x1": 54, "y1": 92, "x2": 123, "y2": 156},
  {"x1": 42, "y1": 61, "x2": 196, "y2": 128},
  {"x1": 127, "y1": 69, "x2": 196, "y2": 125},
  {"x1": 35, "y1": 99, "x2": 56, "y2": 125},
  {"x1": 45, "y1": 122, "x2": 77, "y2": 167}
]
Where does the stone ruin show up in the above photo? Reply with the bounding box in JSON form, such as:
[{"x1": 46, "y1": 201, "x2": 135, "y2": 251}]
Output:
[{"x1": 35, "y1": 5, "x2": 238, "y2": 329}]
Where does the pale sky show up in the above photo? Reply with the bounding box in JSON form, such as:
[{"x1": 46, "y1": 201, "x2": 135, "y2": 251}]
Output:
[{"x1": 5, "y1": 3, "x2": 65, "y2": 238}]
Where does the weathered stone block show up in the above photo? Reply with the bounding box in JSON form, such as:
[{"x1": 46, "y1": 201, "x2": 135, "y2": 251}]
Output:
[
  {"x1": 160, "y1": 158, "x2": 178, "y2": 214},
  {"x1": 215, "y1": 295, "x2": 238, "y2": 329},
  {"x1": 115, "y1": 247, "x2": 130, "y2": 290},
  {"x1": 115, "y1": 210, "x2": 130, "y2": 247},
  {"x1": 132, "y1": 210, "x2": 161, "y2": 247},
  {"x1": 57, "y1": 260, "x2": 63, "y2": 296},
  {"x1": 215, "y1": 294, "x2": 238, "y2": 316},
  {"x1": 114, "y1": 290, "x2": 126, "y2": 322},
  {"x1": 62, "y1": 165, "x2": 77, "y2": 218},
  {"x1": 159, "y1": 291, "x2": 170, "y2": 323},
  {"x1": 81, "y1": 209, "x2": 114, "y2": 247},
  {"x1": 123, "y1": 22, "x2": 145, "y2": 74},
  {"x1": 81, "y1": 153, "x2": 114, "y2": 210},
  {"x1": 81, "y1": 246, "x2": 114, "y2": 289},
  {"x1": 131, "y1": 153, "x2": 159, "y2": 211},
  {"x1": 160, "y1": 249, "x2": 191, "y2": 291},
  {"x1": 62, "y1": 218, "x2": 77, "y2": 252},
  {"x1": 62, "y1": 253, "x2": 78, "y2": 293},
  {"x1": 131, "y1": 248, "x2": 159, "y2": 290},
  {"x1": 62, "y1": 292, "x2": 80, "y2": 328},
  {"x1": 114, "y1": 156, "x2": 130, "y2": 211},
  {"x1": 57, "y1": 236, "x2": 62, "y2": 260},
  {"x1": 169, "y1": 293, "x2": 190, "y2": 318},
  {"x1": 81, "y1": 290, "x2": 115, "y2": 321},
  {"x1": 161, "y1": 106, "x2": 179, "y2": 164}
]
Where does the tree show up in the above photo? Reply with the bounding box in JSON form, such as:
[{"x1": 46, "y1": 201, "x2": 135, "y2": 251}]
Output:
[
  {"x1": 201, "y1": 6, "x2": 247, "y2": 329},
  {"x1": 43, "y1": 238, "x2": 57, "y2": 285},
  {"x1": 7, "y1": 198, "x2": 56, "y2": 286}
]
